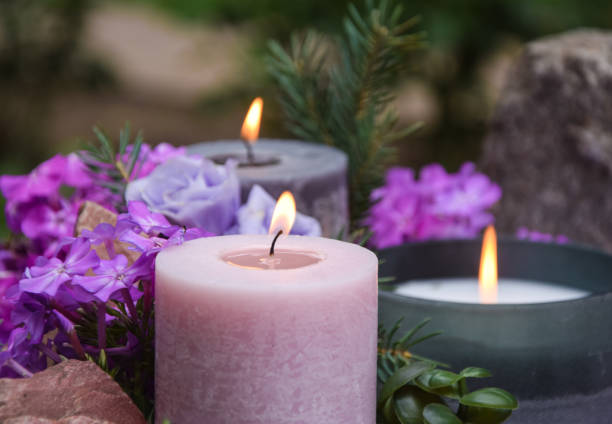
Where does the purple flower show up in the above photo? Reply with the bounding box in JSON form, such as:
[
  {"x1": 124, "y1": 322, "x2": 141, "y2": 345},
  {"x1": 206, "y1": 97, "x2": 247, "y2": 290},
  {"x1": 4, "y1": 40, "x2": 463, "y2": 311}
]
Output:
[
  {"x1": 20, "y1": 199, "x2": 78, "y2": 240},
  {"x1": 225, "y1": 185, "x2": 321, "y2": 236},
  {"x1": 126, "y1": 201, "x2": 172, "y2": 235},
  {"x1": 365, "y1": 162, "x2": 502, "y2": 248},
  {"x1": 516, "y1": 227, "x2": 569, "y2": 244},
  {"x1": 10, "y1": 292, "x2": 48, "y2": 344},
  {"x1": 122, "y1": 143, "x2": 188, "y2": 179},
  {"x1": 19, "y1": 238, "x2": 99, "y2": 296},
  {"x1": 125, "y1": 156, "x2": 240, "y2": 235},
  {"x1": 73, "y1": 254, "x2": 147, "y2": 302},
  {"x1": 0, "y1": 155, "x2": 65, "y2": 203}
]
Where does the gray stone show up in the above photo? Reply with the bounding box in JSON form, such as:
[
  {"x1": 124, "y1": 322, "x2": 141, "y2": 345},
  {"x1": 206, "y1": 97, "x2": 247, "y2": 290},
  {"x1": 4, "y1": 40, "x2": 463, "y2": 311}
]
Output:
[
  {"x1": 0, "y1": 360, "x2": 145, "y2": 424},
  {"x1": 481, "y1": 29, "x2": 612, "y2": 251}
]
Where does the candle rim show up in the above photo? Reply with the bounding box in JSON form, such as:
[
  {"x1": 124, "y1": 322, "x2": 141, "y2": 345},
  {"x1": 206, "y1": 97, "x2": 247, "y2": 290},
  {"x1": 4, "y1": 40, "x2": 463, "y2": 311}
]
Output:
[{"x1": 155, "y1": 234, "x2": 378, "y2": 291}]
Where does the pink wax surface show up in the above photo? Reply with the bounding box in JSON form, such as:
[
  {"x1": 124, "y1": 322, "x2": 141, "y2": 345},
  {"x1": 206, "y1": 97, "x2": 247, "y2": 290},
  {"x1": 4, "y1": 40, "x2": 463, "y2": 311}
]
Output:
[
  {"x1": 223, "y1": 248, "x2": 323, "y2": 270},
  {"x1": 155, "y1": 235, "x2": 378, "y2": 424}
]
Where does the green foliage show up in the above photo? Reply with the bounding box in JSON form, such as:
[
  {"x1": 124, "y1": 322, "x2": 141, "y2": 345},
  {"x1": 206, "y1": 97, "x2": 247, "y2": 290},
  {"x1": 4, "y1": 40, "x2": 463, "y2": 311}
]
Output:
[
  {"x1": 378, "y1": 319, "x2": 518, "y2": 424},
  {"x1": 266, "y1": 0, "x2": 424, "y2": 226},
  {"x1": 79, "y1": 123, "x2": 145, "y2": 211}
]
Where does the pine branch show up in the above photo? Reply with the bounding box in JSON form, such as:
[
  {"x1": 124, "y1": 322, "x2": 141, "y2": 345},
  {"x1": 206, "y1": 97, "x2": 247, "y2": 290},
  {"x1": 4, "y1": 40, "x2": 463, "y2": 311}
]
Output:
[
  {"x1": 78, "y1": 123, "x2": 145, "y2": 211},
  {"x1": 267, "y1": 0, "x2": 425, "y2": 226}
]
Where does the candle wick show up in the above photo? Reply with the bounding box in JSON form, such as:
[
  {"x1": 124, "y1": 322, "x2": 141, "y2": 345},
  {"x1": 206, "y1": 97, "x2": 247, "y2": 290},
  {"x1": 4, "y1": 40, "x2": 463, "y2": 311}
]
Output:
[
  {"x1": 242, "y1": 140, "x2": 255, "y2": 164},
  {"x1": 269, "y1": 230, "x2": 283, "y2": 256}
]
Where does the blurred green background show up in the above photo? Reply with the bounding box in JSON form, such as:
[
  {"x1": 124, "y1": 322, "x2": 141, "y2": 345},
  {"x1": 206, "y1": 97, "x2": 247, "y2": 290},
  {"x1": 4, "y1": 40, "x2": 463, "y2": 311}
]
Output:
[{"x1": 2, "y1": 0, "x2": 612, "y2": 236}]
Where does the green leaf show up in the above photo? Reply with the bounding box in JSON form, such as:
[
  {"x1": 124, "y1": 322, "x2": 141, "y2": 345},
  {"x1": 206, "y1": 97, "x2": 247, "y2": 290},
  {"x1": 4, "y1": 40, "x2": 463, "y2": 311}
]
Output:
[
  {"x1": 458, "y1": 406, "x2": 512, "y2": 424},
  {"x1": 459, "y1": 367, "x2": 492, "y2": 378},
  {"x1": 422, "y1": 403, "x2": 463, "y2": 424},
  {"x1": 393, "y1": 385, "x2": 442, "y2": 424},
  {"x1": 383, "y1": 396, "x2": 401, "y2": 424},
  {"x1": 417, "y1": 369, "x2": 463, "y2": 389},
  {"x1": 460, "y1": 388, "x2": 518, "y2": 410},
  {"x1": 380, "y1": 361, "x2": 434, "y2": 404}
]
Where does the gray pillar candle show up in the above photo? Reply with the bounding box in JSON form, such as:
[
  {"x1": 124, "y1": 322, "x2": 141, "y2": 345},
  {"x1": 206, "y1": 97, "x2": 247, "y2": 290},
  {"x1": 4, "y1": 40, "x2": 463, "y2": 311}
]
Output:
[{"x1": 188, "y1": 139, "x2": 349, "y2": 237}]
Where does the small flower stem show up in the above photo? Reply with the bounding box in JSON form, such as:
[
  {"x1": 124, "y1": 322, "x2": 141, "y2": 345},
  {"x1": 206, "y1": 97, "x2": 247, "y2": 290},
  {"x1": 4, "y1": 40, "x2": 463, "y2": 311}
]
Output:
[
  {"x1": 142, "y1": 280, "x2": 153, "y2": 329},
  {"x1": 97, "y1": 302, "x2": 107, "y2": 350},
  {"x1": 50, "y1": 300, "x2": 83, "y2": 325},
  {"x1": 84, "y1": 344, "x2": 133, "y2": 356},
  {"x1": 6, "y1": 359, "x2": 33, "y2": 378},
  {"x1": 104, "y1": 240, "x2": 116, "y2": 258},
  {"x1": 121, "y1": 288, "x2": 138, "y2": 321},
  {"x1": 69, "y1": 330, "x2": 87, "y2": 360},
  {"x1": 38, "y1": 343, "x2": 62, "y2": 364},
  {"x1": 115, "y1": 160, "x2": 130, "y2": 182}
]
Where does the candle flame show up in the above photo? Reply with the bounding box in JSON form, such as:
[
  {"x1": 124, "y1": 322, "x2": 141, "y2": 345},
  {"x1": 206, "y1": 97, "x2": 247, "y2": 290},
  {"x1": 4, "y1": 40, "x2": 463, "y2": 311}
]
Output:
[
  {"x1": 241, "y1": 97, "x2": 263, "y2": 144},
  {"x1": 478, "y1": 225, "x2": 498, "y2": 304},
  {"x1": 269, "y1": 191, "x2": 296, "y2": 236}
]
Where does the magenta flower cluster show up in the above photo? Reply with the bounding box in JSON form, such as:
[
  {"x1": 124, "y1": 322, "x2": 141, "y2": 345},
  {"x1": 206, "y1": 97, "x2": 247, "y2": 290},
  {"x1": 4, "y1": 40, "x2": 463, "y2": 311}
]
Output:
[
  {"x1": 365, "y1": 163, "x2": 502, "y2": 248},
  {"x1": 0, "y1": 143, "x2": 200, "y2": 379}
]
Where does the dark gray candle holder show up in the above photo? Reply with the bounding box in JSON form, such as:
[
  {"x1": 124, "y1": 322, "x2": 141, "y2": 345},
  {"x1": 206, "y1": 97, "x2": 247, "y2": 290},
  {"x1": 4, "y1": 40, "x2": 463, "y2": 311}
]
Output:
[{"x1": 378, "y1": 238, "x2": 612, "y2": 423}]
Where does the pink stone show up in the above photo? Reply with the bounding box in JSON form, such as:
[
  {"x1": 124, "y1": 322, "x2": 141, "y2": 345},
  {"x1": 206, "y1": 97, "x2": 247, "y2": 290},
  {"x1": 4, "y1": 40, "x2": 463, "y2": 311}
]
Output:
[{"x1": 0, "y1": 360, "x2": 144, "y2": 424}]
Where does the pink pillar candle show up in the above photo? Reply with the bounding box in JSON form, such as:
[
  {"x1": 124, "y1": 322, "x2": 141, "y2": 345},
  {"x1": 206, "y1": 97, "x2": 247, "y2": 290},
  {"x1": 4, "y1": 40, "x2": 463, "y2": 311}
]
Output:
[{"x1": 155, "y1": 235, "x2": 378, "y2": 424}]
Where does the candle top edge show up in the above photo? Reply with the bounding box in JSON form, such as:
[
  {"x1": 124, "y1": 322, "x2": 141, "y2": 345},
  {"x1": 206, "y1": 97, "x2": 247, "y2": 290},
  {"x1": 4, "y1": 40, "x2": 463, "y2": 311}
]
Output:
[{"x1": 155, "y1": 235, "x2": 378, "y2": 290}]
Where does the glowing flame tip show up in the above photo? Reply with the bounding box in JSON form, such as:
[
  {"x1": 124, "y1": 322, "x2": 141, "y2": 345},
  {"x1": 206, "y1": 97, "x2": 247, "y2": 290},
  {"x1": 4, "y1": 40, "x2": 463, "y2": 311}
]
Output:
[
  {"x1": 268, "y1": 191, "x2": 296, "y2": 236},
  {"x1": 241, "y1": 97, "x2": 263, "y2": 144},
  {"x1": 478, "y1": 225, "x2": 498, "y2": 304}
]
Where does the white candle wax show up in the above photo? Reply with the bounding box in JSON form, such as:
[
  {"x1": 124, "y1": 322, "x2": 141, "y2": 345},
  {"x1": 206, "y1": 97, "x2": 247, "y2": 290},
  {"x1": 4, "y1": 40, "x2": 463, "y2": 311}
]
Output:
[
  {"x1": 155, "y1": 235, "x2": 378, "y2": 424},
  {"x1": 394, "y1": 278, "x2": 589, "y2": 304}
]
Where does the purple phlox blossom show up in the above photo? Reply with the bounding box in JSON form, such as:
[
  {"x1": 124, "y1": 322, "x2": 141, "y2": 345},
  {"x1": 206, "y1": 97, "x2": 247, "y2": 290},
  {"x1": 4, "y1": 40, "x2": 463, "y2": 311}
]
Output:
[
  {"x1": 125, "y1": 156, "x2": 240, "y2": 235},
  {"x1": 516, "y1": 227, "x2": 569, "y2": 244},
  {"x1": 64, "y1": 154, "x2": 93, "y2": 188},
  {"x1": 73, "y1": 254, "x2": 148, "y2": 302},
  {"x1": 20, "y1": 198, "x2": 78, "y2": 240},
  {"x1": 122, "y1": 143, "x2": 188, "y2": 179},
  {"x1": 166, "y1": 226, "x2": 212, "y2": 245},
  {"x1": 19, "y1": 238, "x2": 99, "y2": 296},
  {"x1": 365, "y1": 163, "x2": 502, "y2": 248},
  {"x1": 225, "y1": 185, "x2": 322, "y2": 236},
  {"x1": 0, "y1": 272, "x2": 18, "y2": 343},
  {"x1": 0, "y1": 326, "x2": 45, "y2": 377},
  {"x1": 0, "y1": 154, "x2": 93, "y2": 205},
  {"x1": 10, "y1": 292, "x2": 49, "y2": 344},
  {"x1": 0, "y1": 155, "x2": 65, "y2": 203},
  {"x1": 81, "y1": 223, "x2": 118, "y2": 258},
  {"x1": 126, "y1": 201, "x2": 172, "y2": 235}
]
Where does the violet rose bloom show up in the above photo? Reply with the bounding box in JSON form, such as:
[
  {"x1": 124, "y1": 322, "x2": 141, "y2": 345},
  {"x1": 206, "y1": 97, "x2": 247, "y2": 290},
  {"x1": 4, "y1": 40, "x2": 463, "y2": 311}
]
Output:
[
  {"x1": 19, "y1": 238, "x2": 99, "y2": 296},
  {"x1": 125, "y1": 156, "x2": 240, "y2": 235},
  {"x1": 225, "y1": 185, "x2": 321, "y2": 236},
  {"x1": 73, "y1": 254, "x2": 148, "y2": 302}
]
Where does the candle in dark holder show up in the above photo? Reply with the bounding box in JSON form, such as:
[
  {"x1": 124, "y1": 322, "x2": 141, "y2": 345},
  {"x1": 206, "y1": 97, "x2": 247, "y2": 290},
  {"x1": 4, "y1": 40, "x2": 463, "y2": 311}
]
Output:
[
  {"x1": 188, "y1": 98, "x2": 349, "y2": 237},
  {"x1": 378, "y1": 229, "x2": 612, "y2": 423}
]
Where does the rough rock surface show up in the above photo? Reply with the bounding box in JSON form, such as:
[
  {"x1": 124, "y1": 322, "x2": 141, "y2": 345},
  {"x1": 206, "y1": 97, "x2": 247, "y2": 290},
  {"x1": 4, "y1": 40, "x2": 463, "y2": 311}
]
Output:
[
  {"x1": 0, "y1": 360, "x2": 144, "y2": 424},
  {"x1": 481, "y1": 29, "x2": 612, "y2": 251}
]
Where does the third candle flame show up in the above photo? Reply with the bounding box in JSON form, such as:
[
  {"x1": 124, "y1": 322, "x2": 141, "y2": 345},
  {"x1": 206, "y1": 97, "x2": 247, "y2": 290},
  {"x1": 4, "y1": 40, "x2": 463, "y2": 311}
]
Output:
[{"x1": 478, "y1": 225, "x2": 498, "y2": 304}]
